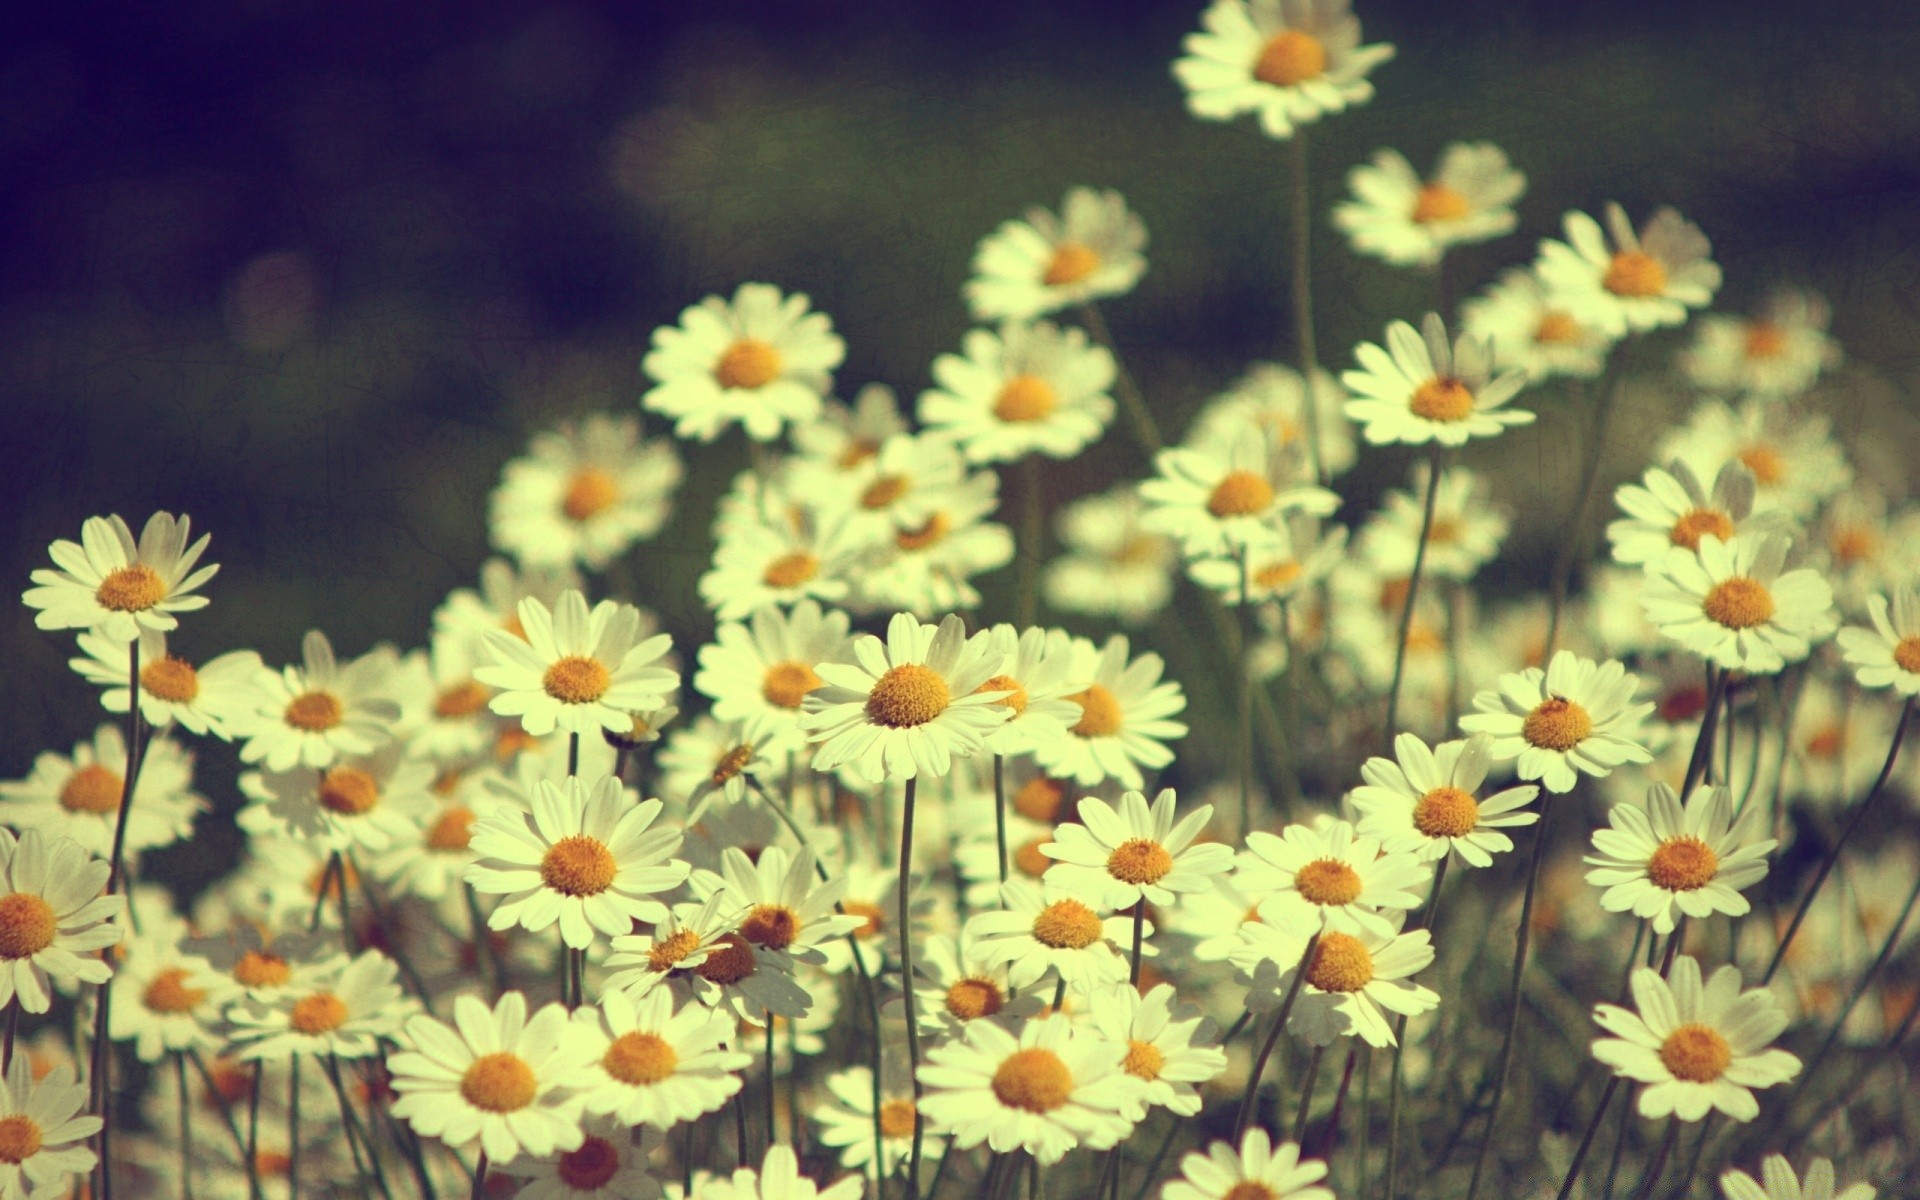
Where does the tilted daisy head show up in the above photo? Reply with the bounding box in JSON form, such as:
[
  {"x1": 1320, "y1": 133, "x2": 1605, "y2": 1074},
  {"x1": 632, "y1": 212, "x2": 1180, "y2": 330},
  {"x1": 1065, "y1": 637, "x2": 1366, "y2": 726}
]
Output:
[
  {"x1": 1642, "y1": 532, "x2": 1837, "y2": 674},
  {"x1": 475, "y1": 590, "x2": 678, "y2": 738},
  {"x1": 642, "y1": 282, "x2": 844, "y2": 444},
  {"x1": 1837, "y1": 585, "x2": 1920, "y2": 696},
  {"x1": 0, "y1": 1057, "x2": 102, "y2": 1200},
  {"x1": 1607, "y1": 459, "x2": 1783, "y2": 568},
  {"x1": 233, "y1": 629, "x2": 403, "y2": 773},
  {"x1": 1033, "y1": 633, "x2": 1189, "y2": 790},
  {"x1": 1085, "y1": 981, "x2": 1228, "y2": 1117},
  {"x1": 1591, "y1": 955, "x2": 1799, "y2": 1122},
  {"x1": 1459, "y1": 650, "x2": 1655, "y2": 793},
  {"x1": 24, "y1": 512, "x2": 217, "y2": 644},
  {"x1": 1333, "y1": 141, "x2": 1525, "y2": 269},
  {"x1": 1341, "y1": 312, "x2": 1534, "y2": 447},
  {"x1": 1349, "y1": 732, "x2": 1540, "y2": 868},
  {"x1": 226, "y1": 948, "x2": 412, "y2": 1062},
  {"x1": 1655, "y1": 398, "x2": 1850, "y2": 521},
  {"x1": 1235, "y1": 818, "x2": 1430, "y2": 938},
  {"x1": 488, "y1": 412, "x2": 684, "y2": 571},
  {"x1": 1140, "y1": 424, "x2": 1339, "y2": 560},
  {"x1": 965, "y1": 186, "x2": 1147, "y2": 322},
  {"x1": 1233, "y1": 917, "x2": 1440, "y2": 1046},
  {"x1": 69, "y1": 627, "x2": 262, "y2": 739},
  {"x1": 1161, "y1": 1128, "x2": 1334, "y2": 1200},
  {"x1": 1042, "y1": 787, "x2": 1233, "y2": 909},
  {"x1": 919, "y1": 320, "x2": 1118, "y2": 464},
  {"x1": 1584, "y1": 783, "x2": 1775, "y2": 935},
  {"x1": 0, "y1": 829, "x2": 119, "y2": 1014},
  {"x1": 1681, "y1": 289, "x2": 1839, "y2": 400},
  {"x1": 694, "y1": 599, "x2": 851, "y2": 754},
  {"x1": 1719, "y1": 1154, "x2": 1877, "y2": 1200},
  {"x1": 569, "y1": 985, "x2": 751, "y2": 1129},
  {"x1": 1536, "y1": 202, "x2": 1721, "y2": 334},
  {"x1": 1174, "y1": 0, "x2": 1395, "y2": 140},
  {"x1": 966, "y1": 877, "x2": 1138, "y2": 995}
]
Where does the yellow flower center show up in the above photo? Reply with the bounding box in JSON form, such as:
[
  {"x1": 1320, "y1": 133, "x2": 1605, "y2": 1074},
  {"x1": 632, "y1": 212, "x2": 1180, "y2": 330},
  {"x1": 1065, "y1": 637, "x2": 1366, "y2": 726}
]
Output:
[
  {"x1": 975, "y1": 674, "x2": 1029, "y2": 715},
  {"x1": 896, "y1": 513, "x2": 951, "y2": 552},
  {"x1": 284, "y1": 690, "x2": 344, "y2": 732},
  {"x1": 539, "y1": 835, "x2": 617, "y2": 897},
  {"x1": 289, "y1": 992, "x2": 349, "y2": 1035},
  {"x1": 143, "y1": 967, "x2": 207, "y2": 1015},
  {"x1": 1069, "y1": 684, "x2": 1123, "y2": 737},
  {"x1": 318, "y1": 766, "x2": 380, "y2": 816},
  {"x1": 1668, "y1": 508, "x2": 1734, "y2": 550},
  {"x1": 1043, "y1": 241, "x2": 1102, "y2": 287},
  {"x1": 993, "y1": 375, "x2": 1059, "y2": 423},
  {"x1": 878, "y1": 1098, "x2": 919, "y2": 1139},
  {"x1": 543, "y1": 655, "x2": 612, "y2": 705},
  {"x1": 0, "y1": 1116, "x2": 42, "y2": 1165},
  {"x1": 1252, "y1": 29, "x2": 1327, "y2": 87},
  {"x1": 1223, "y1": 1186, "x2": 1281, "y2": 1200},
  {"x1": 761, "y1": 661, "x2": 822, "y2": 710},
  {"x1": 557, "y1": 1137, "x2": 622, "y2": 1191},
  {"x1": 1893, "y1": 637, "x2": 1920, "y2": 675},
  {"x1": 1294, "y1": 859, "x2": 1363, "y2": 907},
  {"x1": 842, "y1": 900, "x2": 885, "y2": 939},
  {"x1": 434, "y1": 680, "x2": 491, "y2": 718},
  {"x1": 1123, "y1": 1039, "x2": 1164, "y2": 1081},
  {"x1": 459, "y1": 1052, "x2": 537, "y2": 1113},
  {"x1": 1013, "y1": 775, "x2": 1067, "y2": 822},
  {"x1": 1254, "y1": 560, "x2": 1304, "y2": 592},
  {"x1": 1657, "y1": 1023, "x2": 1732, "y2": 1083},
  {"x1": 562, "y1": 467, "x2": 620, "y2": 522},
  {"x1": 1306, "y1": 931, "x2": 1375, "y2": 993},
  {"x1": 1831, "y1": 526, "x2": 1879, "y2": 566},
  {"x1": 427, "y1": 806, "x2": 476, "y2": 852},
  {"x1": 0, "y1": 895, "x2": 57, "y2": 960},
  {"x1": 865, "y1": 663, "x2": 951, "y2": 728},
  {"x1": 1413, "y1": 786, "x2": 1480, "y2": 839},
  {"x1": 945, "y1": 977, "x2": 1005, "y2": 1021},
  {"x1": 710, "y1": 743, "x2": 755, "y2": 787},
  {"x1": 714, "y1": 338, "x2": 783, "y2": 390},
  {"x1": 1739, "y1": 444, "x2": 1786, "y2": 486},
  {"x1": 1014, "y1": 837, "x2": 1053, "y2": 880},
  {"x1": 59, "y1": 764, "x2": 123, "y2": 815},
  {"x1": 1743, "y1": 321, "x2": 1787, "y2": 360},
  {"x1": 1107, "y1": 838, "x2": 1174, "y2": 886},
  {"x1": 761, "y1": 552, "x2": 819, "y2": 589},
  {"x1": 991, "y1": 1047, "x2": 1074, "y2": 1113},
  {"x1": 1032, "y1": 899, "x2": 1103, "y2": 950},
  {"x1": 95, "y1": 564, "x2": 167, "y2": 613},
  {"x1": 1522, "y1": 696, "x2": 1592, "y2": 751},
  {"x1": 1603, "y1": 250, "x2": 1668, "y2": 298},
  {"x1": 603, "y1": 1031, "x2": 679, "y2": 1085},
  {"x1": 646, "y1": 929, "x2": 703, "y2": 974},
  {"x1": 837, "y1": 438, "x2": 880, "y2": 469},
  {"x1": 1410, "y1": 377, "x2": 1475, "y2": 422},
  {"x1": 694, "y1": 933, "x2": 757, "y2": 985},
  {"x1": 1412, "y1": 183, "x2": 1473, "y2": 224},
  {"x1": 861, "y1": 475, "x2": 910, "y2": 510},
  {"x1": 1534, "y1": 311, "x2": 1582, "y2": 345},
  {"x1": 234, "y1": 951, "x2": 291, "y2": 989},
  {"x1": 1702, "y1": 576, "x2": 1774, "y2": 631},
  {"x1": 740, "y1": 904, "x2": 802, "y2": 952},
  {"x1": 141, "y1": 656, "x2": 200, "y2": 703},
  {"x1": 1206, "y1": 470, "x2": 1275, "y2": 518},
  {"x1": 1647, "y1": 836, "x2": 1719, "y2": 892}
]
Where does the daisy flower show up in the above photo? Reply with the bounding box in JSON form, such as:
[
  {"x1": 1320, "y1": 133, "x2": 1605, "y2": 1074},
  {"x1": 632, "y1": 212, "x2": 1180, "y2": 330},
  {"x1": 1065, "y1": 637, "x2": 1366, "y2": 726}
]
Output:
[
  {"x1": 489, "y1": 412, "x2": 684, "y2": 570},
  {"x1": 236, "y1": 743, "x2": 435, "y2": 853},
  {"x1": 1033, "y1": 633, "x2": 1188, "y2": 790},
  {"x1": 466, "y1": 773, "x2": 688, "y2": 950},
  {"x1": 658, "y1": 717, "x2": 775, "y2": 819},
  {"x1": 695, "y1": 600, "x2": 852, "y2": 754},
  {"x1": 1042, "y1": 788, "x2": 1233, "y2": 909},
  {"x1": 1458, "y1": 650, "x2": 1655, "y2": 794},
  {"x1": 909, "y1": 931, "x2": 1045, "y2": 1041},
  {"x1": 917, "y1": 1012, "x2": 1142, "y2": 1165},
  {"x1": 1350, "y1": 733, "x2": 1540, "y2": 868},
  {"x1": 699, "y1": 493, "x2": 867, "y2": 621},
  {"x1": 1234, "y1": 919, "x2": 1440, "y2": 1046},
  {"x1": 1459, "y1": 267, "x2": 1614, "y2": 382},
  {"x1": 802, "y1": 612, "x2": 1012, "y2": 782},
  {"x1": 1043, "y1": 486, "x2": 1179, "y2": 627},
  {"x1": 1333, "y1": 142, "x2": 1525, "y2": 268},
  {"x1": 1591, "y1": 955, "x2": 1800, "y2": 1122},
  {"x1": 476, "y1": 590, "x2": 678, "y2": 738},
  {"x1": 1341, "y1": 313, "x2": 1533, "y2": 447},
  {"x1": 642, "y1": 282, "x2": 845, "y2": 443},
  {"x1": 965, "y1": 186, "x2": 1147, "y2": 321},
  {"x1": 789, "y1": 383, "x2": 909, "y2": 485},
  {"x1": 1236, "y1": 819, "x2": 1430, "y2": 938},
  {"x1": 1719, "y1": 1155, "x2": 1876, "y2": 1200},
  {"x1": 1584, "y1": 783, "x2": 1775, "y2": 936},
  {"x1": 1681, "y1": 290, "x2": 1839, "y2": 399},
  {"x1": 433, "y1": 557, "x2": 582, "y2": 650},
  {"x1": 1190, "y1": 361, "x2": 1356, "y2": 480},
  {"x1": 695, "y1": 1144, "x2": 864, "y2": 1200},
  {"x1": 848, "y1": 470, "x2": 1014, "y2": 618},
  {"x1": 1173, "y1": 0, "x2": 1395, "y2": 141},
  {"x1": 700, "y1": 846, "x2": 862, "y2": 967},
  {"x1": 497, "y1": 1119, "x2": 663, "y2": 1200},
  {"x1": 232, "y1": 629, "x2": 403, "y2": 772},
  {"x1": 601, "y1": 892, "x2": 744, "y2": 1000},
  {"x1": 23, "y1": 511, "x2": 217, "y2": 643},
  {"x1": 404, "y1": 629, "x2": 507, "y2": 764},
  {"x1": 1085, "y1": 982, "x2": 1226, "y2": 1116},
  {"x1": 1655, "y1": 398, "x2": 1850, "y2": 519},
  {"x1": 1161, "y1": 1129, "x2": 1333, "y2": 1200},
  {"x1": 1606, "y1": 460, "x2": 1782, "y2": 568},
  {"x1": 1642, "y1": 533, "x2": 1837, "y2": 674},
  {"x1": 0, "y1": 830, "x2": 119, "y2": 1013},
  {"x1": 1139, "y1": 425, "x2": 1338, "y2": 559},
  {"x1": 814, "y1": 1066, "x2": 942, "y2": 1184},
  {"x1": 827, "y1": 430, "x2": 973, "y2": 549},
  {"x1": 569, "y1": 986, "x2": 751, "y2": 1128},
  {"x1": 1188, "y1": 513, "x2": 1346, "y2": 604},
  {"x1": 0, "y1": 1059, "x2": 101, "y2": 1200},
  {"x1": 110, "y1": 935, "x2": 236, "y2": 1062},
  {"x1": 974, "y1": 624, "x2": 1082, "y2": 758},
  {"x1": 611, "y1": 896, "x2": 813, "y2": 1022},
  {"x1": 1357, "y1": 461, "x2": 1508, "y2": 581},
  {"x1": 1535, "y1": 203, "x2": 1721, "y2": 334},
  {"x1": 0, "y1": 725, "x2": 204, "y2": 860},
  {"x1": 226, "y1": 948, "x2": 412, "y2": 1061},
  {"x1": 967, "y1": 877, "x2": 1143, "y2": 995},
  {"x1": 371, "y1": 766, "x2": 520, "y2": 905},
  {"x1": 918, "y1": 320, "x2": 1116, "y2": 463},
  {"x1": 1838, "y1": 585, "x2": 1920, "y2": 695},
  {"x1": 389, "y1": 991, "x2": 596, "y2": 1165},
  {"x1": 68, "y1": 628, "x2": 261, "y2": 737}
]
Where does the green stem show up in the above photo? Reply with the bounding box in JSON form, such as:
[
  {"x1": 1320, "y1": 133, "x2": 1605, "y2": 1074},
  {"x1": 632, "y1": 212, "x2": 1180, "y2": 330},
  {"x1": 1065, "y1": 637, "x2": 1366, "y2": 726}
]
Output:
[
  {"x1": 1234, "y1": 933, "x2": 1321, "y2": 1142},
  {"x1": 1286, "y1": 131, "x2": 1323, "y2": 486},
  {"x1": 1384, "y1": 448, "x2": 1444, "y2": 741}
]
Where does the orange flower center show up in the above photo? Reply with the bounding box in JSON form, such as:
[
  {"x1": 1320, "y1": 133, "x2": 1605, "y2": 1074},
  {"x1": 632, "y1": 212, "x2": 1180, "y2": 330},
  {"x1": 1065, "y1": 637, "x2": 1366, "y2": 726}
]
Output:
[
  {"x1": 318, "y1": 766, "x2": 380, "y2": 815},
  {"x1": 289, "y1": 992, "x2": 350, "y2": 1035},
  {"x1": 95, "y1": 564, "x2": 166, "y2": 612},
  {"x1": 1535, "y1": 311, "x2": 1582, "y2": 345},
  {"x1": 1107, "y1": 838, "x2": 1174, "y2": 886},
  {"x1": 878, "y1": 1098, "x2": 919, "y2": 1139},
  {"x1": 761, "y1": 661, "x2": 822, "y2": 709},
  {"x1": 59, "y1": 764, "x2": 123, "y2": 814},
  {"x1": 539, "y1": 835, "x2": 617, "y2": 897},
  {"x1": 557, "y1": 1137, "x2": 622, "y2": 1190},
  {"x1": 1013, "y1": 776, "x2": 1067, "y2": 822},
  {"x1": 1411, "y1": 183, "x2": 1472, "y2": 224},
  {"x1": 143, "y1": 967, "x2": 207, "y2": 1015},
  {"x1": 434, "y1": 680, "x2": 491, "y2": 718},
  {"x1": 865, "y1": 663, "x2": 950, "y2": 728},
  {"x1": 1657, "y1": 1023, "x2": 1731, "y2": 1082},
  {"x1": 459, "y1": 1053, "x2": 537, "y2": 1113},
  {"x1": 1410, "y1": 377, "x2": 1475, "y2": 422},
  {"x1": 1032, "y1": 899, "x2": 1103, "y2": 949},
  {"x1": 993, "y1": 375, "x2": 1059, "y2": 423},
  {"x1": 711, "y1": 743, "x2": 755, "y2": 787},
  {"x1": 1702, "y1": 576, "x2": 1774, "y2": 630},
  {"x1": 234, "y1": 951, "x2": 291, "y2": 989},
  {"x1": 0, "y1": 894, "x2": 57, "y2": 960},
  {"x1": 714, "y1": 338, "x2": 783, "y2": 390},
  {"x1": 1831, "y1": 526, "x2": 1878, "y2": 566},
  {"x1": 896, "y1": 513, "x2": 951, "y2": 552},
  {"x1": 1043, "y1": 241, "x2": 1102, "y2": 287},
  {"x1": 1669, "y1": 508, "x2": 1734, "y2": 550},
  {"x1": 1206, "y1": 470, "x2": 1275, "y2": 518},
  {"x1": 1069, "y1": 684, "x2": 1123, "y2": 737},
  {"x1": 562, "y1": 467, "x2": 620, "y2": 522},
  {"x1": 284, "y1": 690, "x2": 344, "y2": 732},
  {"x1": 694, "y1": 933, "x2": 757, "y2": 985},
  {"x1": 543, "y1": 655, "x2": 612, "y2": 704},
  {"x1": 1523, "y1": 696, "x2": 1592, "y2": 751},
  {"x1": 975, "y1": 674, "x2": 1029, "y2": 716},
  {"x1": 991, "y1": 1047, "x2": 1073, "y2": 1112},
  {"x1": 740, "y1": 904, "x2": 802, "y2": 952},
  {"x1": 1123, "y1": 1039, "x2": 1165, "y2": 1080},
  {"x1": 861, "y1": 475, "x2": 910, "y2": 510},
  {"x1": 1739, "y1": 444, "x2": 1786, "y2": 486},
  {"x1": 1603, "y1": 250, "x2": 1668, "y2": 298},
  {"x1": 646, "y1": 929, "x2": 703, "y2": 974},
  {"x1": 945, "y1": 977, "x2": 1005, "y2": 1021},
  {"x1": 1413, "y1": 786, "x2": 1480, "y2": 839},
  {"x1": 761, "y1": 552, "x2": 819, "y2": 589},
  {"x1": 1254, "y1": 560, "x2": 1304, "y2": 592},
  {"x1": 843, "y1": 900, "x2": 885, "y2": 939},
  {"x1": 603, "y1": 1031, "x2": 679, "y2": 1085},
  {"x1": 1893, "y1": 637, "x2": 1920, "y2": 675},
  {"x1": 141, "y1": 656, "x2": 200, "y2": 703},
  {"x1": 1306, "y1": 932, "x2": 1374, "y2": 993},
  {"x1": 1252, "y1": 29, "x2": 1327, "y2": 87},
  {"x1": 1223, "y1": 1186, "x2": 1282, "y2": 1200},
  {"x1": 1647, "y1": 836, "x2": 1719, "y2": 892},
  {"x1": 1014, "y1": 837, "x2": 1053, "y2": 879},
  {"x1": 0, "y1": 1116, "x2": 42, "y2": 1165},
  {"x1": 1294, "y1": 859, "x2": 1362, "y2": 907},
  {"x1": 427, "y1": 806, "x2": 476, "y2": 852},
  {"x1": 1744, "y1": 321, "x2": 1787, "y2": 360}
]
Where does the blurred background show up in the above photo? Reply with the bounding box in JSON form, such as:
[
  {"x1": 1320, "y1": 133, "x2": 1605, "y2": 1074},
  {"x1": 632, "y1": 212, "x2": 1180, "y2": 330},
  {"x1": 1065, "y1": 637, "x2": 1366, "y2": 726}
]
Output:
[{"x1": 5, "y1": 0, "x2": 1920, "y2": 847}]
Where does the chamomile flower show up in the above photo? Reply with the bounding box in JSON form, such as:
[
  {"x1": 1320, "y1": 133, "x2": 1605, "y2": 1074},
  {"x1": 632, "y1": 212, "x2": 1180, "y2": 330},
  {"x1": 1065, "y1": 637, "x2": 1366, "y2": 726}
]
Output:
[
  {"x1": 226, "y1": 949, "x2": 411, "y2": 1061},
  {"x1": 1643, "y1": 533, "x2": 1837, "y2": 674},
  {"x1": 1681, "y1": 290, "x2": 1839, "y2": 399},
  {"x1": 973, "y1": 624, "x2": 1082, "y2": 758},
  {"x1": 790, "y1": 383, "x2": 909, "y2": 486},
  {"x1": 696, "y1": 1144, "x2": 864, "y2": 1200},
  {"x1": 0, "y1": 830, "x2": 119, "y2": 1013},
  {"x1": 1838, "y1": 586, "x2": 1920, "y2": 695},
  {"x1": 433, "y1": 557, "x2": 582, "y2": 651},
  {"x1": 1333, "y1": 143, "x2": 1525, "y2": 268},
  {"x1": 1584, "y1": 784, "x2": 1775, "y2": 935},
  {"x1": 642, "y1": 282, "x2": 845, "y2": 443},
  {"x1": 498, "y1": 1119, "x2": 664, "y2": 1200},
  {"x1": 848, "y1": 469, "x2": 1014, "y2": 618},
  {"x1": 569, "y1": 986, "x2": 751, "y2": 1128},
  {"x1": 965, "y1": 187, "x2": 1147, "y2": 321},
  {"x1": 110, "y1": 936, "x2": 235, "y2": 1062},
  {"x1": 1161, "y1": 1129, "x2": 1333, "y2": 1200},
  {"x1": 700, "y1": 846, "x2": 862, "y2": 967},
  {"x1": 0, "y1": 1059, "x2": 101, "y2": 1200},
  {"x1": 966, "y1": 879, "x2": 1135, "y2": 993},
  {"x1": 233, "y1": 629, "x2": 402, "y2": 772},
  {"x1": 1085, "y1": 982, "x2": 1226, "y2": 1116},
  {"x1": 1191, "y1": 361, "x2": 1356, "y2": 480},
  {"x1": 919, "y1": 320, "x2": 1116, "y2": 463},
  {"x1": 1607, "y1": 460, "x2": 1781, "y2": 568},
  {"x1": 1358, "y1": 462, "x2": 1509, "y2": 581},
  {"x1": 1656, "y1": 399, "x2": 1850, "y2": 520},
  {"x1": 699, "y1": 494, "x2": 867, "y2": 621},
  {"x1": 1459, "y1": 267, "x2": 1614, "y2": 382},
  {"x1": 1719, "y1": 1154, "x2": 1876, "y2": 1200},
  {"x1": 489, "y1": 412, "x2": 684, "y2": 570},
  {"x1": 1591, "y1": 956, "x2": 1800, "y2": 1122},
  {"x1": 658, "y1": 717, "x2": 776, "y2": 820},
  {"x1": 23, "y1": 512, "x2": 217, "y2": 643},
  {"x1": 1459, "y1": 650, "x2": 1655, "y2": 794},
  {"x1": 0, "y1": 725, "x2": 204, "y2": 860},
  {"x1": 917, "y1": 1013, "x2": 1141, "y2": 1164},
  {"x1": 802, "y1": 612, "x2": 1012, "y2": 782},
  {"x1": 477, "y1": 590, "x2": 678, "y2": 738},
  {"x1": 236, "y1": 743, "x2": 436, "y2": 853},
  {"x1": 1341, "y1": 313, "x2": 1533, "y2": 447},
  {"x1": 1536, "y1": 204, "x2": 1721, "y2": 335},
  {"x1": 696, "y1": 601, "x2": 851, "y2": 754},
  {"x1": 389, "y1": 991, "x2": 595, "y2": 1165},
  {"x1": 404, "y1": 630, "x2": 506, "y2": 764},
  {"x1": 1033, "y1": 633, "x2": 1188, "y2": 790},
  {"x1": 1173, "y1": 0, "x2": 1395, "y2": 140},
  {"x1": 910, "y1": 931, "x2": 1044, "y2": 1041},
  {"x1": 1044, "y1": 487, "x2": 1179, "y2": 627},
  {"x1": 814, "y1": 1066, "x2": 939, "y2": 1183},
  {"x1": 601, "y1": 893, "x2": 744, "y2": 1000},
  {"x1": 1139, "y1": 426, "x2": 1338, "y2": 559},
  {"x1": 1188, "y1": 513, "x2": 1346, "y2": 604},
  {"x1": 1234, "y1": 919, "x2": 1439, "y2": 1047},
  {"x1": 1350, "y1": 733, "x2": 1540, "y2": 868},
  {"x1": 1042, "y1": 788, "x2": 1233, "y2": 909},
  {"x1": 68, "y1": 628, "x2": 261, "y2": 737},
  {"x1": 1236, "y1": 819, "x2": 1430, "y2": 938}
]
